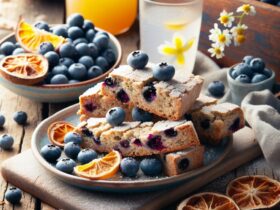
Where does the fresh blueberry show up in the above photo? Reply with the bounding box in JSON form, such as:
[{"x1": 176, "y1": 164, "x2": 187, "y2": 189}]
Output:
[
  {"x1": 68, "y1": 63, "x2": 87, "y2": 80},
  {"x1": 34, "y1": 21, "x2": 49, "y2": 31},
  {"x1": 40, "y1": 144, "x2": 61, "y2": 162},
  {"x1": 72, "y1": 38, "x2": 88, "y2": 46},
  {"x1": 50, "y1": 74, "x2": 69, "y2": 84},
  {"x1": 0, "y1": 134, "x2": 14, "y2": 150},
  {"x1": 77, "y1": 148, "x2": 97, "y2": 164},
  {"x1": 12, "y1": 48, "x2": 25, "y2": 55},
  {"x1": 64, "y1": 132, "x2": 82, "y2": 144},
  {"x1": 242, "y1": 55, "x2": 254, "y2": 65},
  {"x1": 52, "y1": 65, "x2": 69, "y2": 77},
  {"x1": 0, "y1": 41, "x2": 16, "y2": 55},
  {"x1": 120, "y1": 157, "x2": 139, "y2": 177},
  {"x1": 132, "y1": 107, "x2": 153, "y2": 122},
  {"x1": 235, "y1": 74, "x2": 251, "y2": 83},
  {"x1": 106, "y1": 107, "x2": 126, "y2": 126},
  {"x1": 78, "y1": 56, "x2": 94, "y2": 69},
  {"x1": 75, "y1": 43, "x2": 91, "y2": 56},
  {"x1": 13, "y1": 111, "x2": 27, "y2": 125},
  {"x1": 86, "y1": 29, "x2": 95, "y2": 42},
  {"x1": 140, "y1": 158, "x2": 162, "y2": 176},
  {"x1": 59, "y1": 43, "x2": 77, "y2": 59},
  {"x1": 127, "y1": 51, "x2": 149, "y2": 69},
  {"x1": 142, "y1": 85, "x2": 156, "y2": 102},
  {"x1": 95, "y1": 31, "x2": 109, "y2": 38},
  {"x1": 68, "y1": 26, "x2": 84, "y2": 40},
  {"x1": 5, "y1": 187, "x2": 22, "y2": 204},
  {"x1": 0, "y1": 114, "x2": 5, "y2": 127},
  {"x1": 69, "y1": 80, "x2": 80, "y2": 84},
  {"x1": 67, "y1": 13, "x2": 84, "y2": 27},
  {"x1": 59, "y1": 57, "x2": 74, "y2": 67},
  {"x1": 231, "y1": 69, "x2": 239, "y2": 79},
  {"x1": 102, "y1": 49, "x2": 116, "y2": 64},
  {"x1": 83, "y1": 20, "x2": 95, "y2": 31},
  {"x1": 251, "y1": 74, "x2": 268, "y2": 83},
  {"x1": 152, "y1": 62, "x2": 175, "y2": 81},
  {"x1": 44, "y1": 72, "x2": 54, "y2": 84},
  {"x1": 93, "y1": 34, "x2": 109, "y2": 50},
  {"x1": 52, "y1": 26, "x2": 68, "y2": 38},
  {"x1": 0, "y1": 54, "x2": 5, "y2": 61},
  {"x1": 250, "y1": 58, "x2": 265, "y2": 73},
  {"x1": 66, "y1": 38, "x2": 73, "y2": 43},
  {"x1": 44, "y1": 51, "x2": 59, "y2": 68},
  {"x1": 56, "y1": 158, "x2": 76, "y2": 174},
  {"x1": 208, "y1": 81, "x2": 225, "y2": 97},
  {"x1": 235, "y1": 63, "x2": 253, "y2": 77},
  {"x1": 64, "y1": 142, "x2": 81, "y2": 159},
  {"x1": 15, "y1": 42, "x2": 21, "y2": 48},
  {"x1": 263, "y1": 68, "x2": 272, "y2": 78},
  {"x1": 39, "y1": 42, "x2": 55, "y2": 55},
  {"x1": 95, "y1": 56, "x2": 109, "y2": 71},
  {"x1": 87, "y1": 66, "x2": 103, "y2": 79},
  {"x1": 88, "y1": 43, "x2": 99, "y2": 58}
]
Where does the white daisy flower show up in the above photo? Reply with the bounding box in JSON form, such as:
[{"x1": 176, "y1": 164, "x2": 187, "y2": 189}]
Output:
[
  {"x1": 232, "y1": 34, "x2": 246, "y2": 46},
  {"x1": 230, "y1": 24, "x2": 248, "y2": 36},
  {"x1": 216, "y1": 29, "x2": 232, "y2": 47},
  {"x1": 208, "y1": 43, "x2": 225, "y2": 59},
  {"x1": 218, "y1": 10, "x2": 235, "y2": 27},
  {"x1": 237, "y1": 4, "x2": 256, "y2": 16},
  {"x1": 209, "y1": 23, "x2": 221, "y2": 42}
]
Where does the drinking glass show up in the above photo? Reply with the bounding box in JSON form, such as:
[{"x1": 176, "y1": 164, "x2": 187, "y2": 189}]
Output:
[
  {"x1": 65, "y1": 0, "x2": 138, "y2": 35},
  {"x1": 140, "y1": 0, "x2": 203, "y2": 78}
]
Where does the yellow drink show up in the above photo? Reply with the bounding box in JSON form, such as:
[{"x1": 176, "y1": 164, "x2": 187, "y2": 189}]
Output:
[{"x1": 65, "y1": 0, "x2": 137, "y2": 35}]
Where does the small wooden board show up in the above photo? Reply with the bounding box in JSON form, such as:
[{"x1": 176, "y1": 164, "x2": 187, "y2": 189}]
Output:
[{"x1": 1, "y1": 127, "x2": 261, "y2": 210}]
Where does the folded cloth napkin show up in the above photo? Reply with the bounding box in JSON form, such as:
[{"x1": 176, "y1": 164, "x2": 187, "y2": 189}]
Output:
[{"x1": 193, "y1": 52, "x2": 280, "y2": 173}]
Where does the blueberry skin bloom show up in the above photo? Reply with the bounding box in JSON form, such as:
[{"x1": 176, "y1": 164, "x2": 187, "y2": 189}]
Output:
[
  {"x1": 77, "y1": 149, "x2": 98, "y2": 164},
  {"x1": 40, "y1": 144, "x2": 62, "y2": 162},
  {"x1": 5, "y1": 187, "x2": 22, "y2": 204},
  {"x1": 127, "y1": 50, "x2": 149, "y2": 69},
  {"x1": 0, "y1": 134, "x2": 14, "y2": 150},
  {"x1": 207, "y1": 81, "x2": 225, "y2": 97},
  {"x1": 106, "y1": 107, "x2": 126, "y2": 126},
  {"x1": 140, "y1": 158, "x2": 162, "y2": 176},
  {"x1": 120, "y1": 157, "x2": 139, "y2": 178},
  {"x1": 56, "y1": 158, "x2": 76, "y2": 174},
  {"x1": 0, "y1": 114, "x2": 5, "y2": 127},
  {"x1": 13, "y1": 111, "x2": 28, "y2": 125}
]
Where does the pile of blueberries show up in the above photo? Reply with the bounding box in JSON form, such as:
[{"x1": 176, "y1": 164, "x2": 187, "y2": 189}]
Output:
[
  {"x1": 0, "y1": 13, "x2": 117, "y2": 85},
  {"x1": 231, "y1": 56, "x2": 272, "y2": 84},
  {"x1": 41, "y1": 130, "x2": 163, "y2": 178},
  {"x1": 259, "y1": 0, "x2": 280, "y2": 6}
]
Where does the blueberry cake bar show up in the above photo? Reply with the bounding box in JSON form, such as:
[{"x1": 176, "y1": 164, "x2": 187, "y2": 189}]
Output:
[
  {"x1": 190, "y1": 103, "x2": 245, "y2": 145},
  {"x1": 101, "y1": 65, "x2": 204, "y2": 120},
  {"x1": 78, "y1": 83, "x2": 133, "y2": 121},
  {"x1": 161, "y1": 145, "x2": 205, "y2": 176},
  {"x1": 75, "y1": 118, "x2": 201, "y2": 157}
]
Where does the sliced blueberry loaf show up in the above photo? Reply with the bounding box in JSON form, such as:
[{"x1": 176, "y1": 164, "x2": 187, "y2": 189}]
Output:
[
  {"x1": 161, "y1": 145, "x2": 204, "y2": 176},
  {"x1": 190, "y1": 103, "x2": 245, "y2": 145},
  {"x1": 101, "y1": 65, "x2": 204, "y2": 120},
  {"x1": 78, "y1": 83, "x2": 133, "y2": 121},
  {"x1": 75, "y1": 118, "x2": 201, "y2": 157}
]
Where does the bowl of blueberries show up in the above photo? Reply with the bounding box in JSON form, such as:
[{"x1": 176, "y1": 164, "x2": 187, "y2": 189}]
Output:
[
  {"x1": 227, "y1": 56, "x2": 275, "y2": 105},
  {"x1": 0, "y1": 14, "x2": 122, "y2": 103}
]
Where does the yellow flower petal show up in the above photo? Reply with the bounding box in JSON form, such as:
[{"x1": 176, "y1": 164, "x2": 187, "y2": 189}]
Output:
[
  {"x1": 173, "y1": 35, "x2": 184, "y2": 49},
  {"x1": 159, "y1": 45, "x2": 177, "y2": 55},
  {"x1": 183, "y1": 38, "x2": 195, "y2": 51},
  {"x1": 176, "y1": 53, "x2": 185, "y2": 65}
]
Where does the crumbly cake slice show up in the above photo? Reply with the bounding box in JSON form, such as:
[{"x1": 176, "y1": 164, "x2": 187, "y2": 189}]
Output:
[
  {"x1": 76, "y1": 118, "x2": 201, "y2": 157},
  {"x1": 101, "y1": 65, "x2": 204, "y2": 120},
  {"x1": 161, "y1": 145, "x2": 205, "y2": 176},
  {"x1": 78, "y1": 83, "x2": 133, "y2": 121},
  {"x1": 190, "y1": 103, "x2": 245, "y2": 145},
  {"x1": 190, "y1": 95, "x2": 218, "y2": 112}
]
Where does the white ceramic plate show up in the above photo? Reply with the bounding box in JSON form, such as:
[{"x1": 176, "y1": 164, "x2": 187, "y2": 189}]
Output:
[{"x1": 31, "y1": 104, "x2": 233, "y2": 192}]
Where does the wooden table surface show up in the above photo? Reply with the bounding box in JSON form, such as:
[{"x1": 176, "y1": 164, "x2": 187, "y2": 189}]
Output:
[{"x1": 0, "y1": 1, "x2": 279, "y2": 209}]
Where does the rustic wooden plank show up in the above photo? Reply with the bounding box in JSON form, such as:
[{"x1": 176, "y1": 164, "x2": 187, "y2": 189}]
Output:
[{"x1": 40, "y1": 203, "x2": 57, "y2": 210}]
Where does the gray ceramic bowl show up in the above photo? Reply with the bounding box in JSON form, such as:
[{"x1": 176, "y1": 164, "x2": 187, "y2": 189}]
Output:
[
  {"x1": 0, "y1": 29, "x2": 122, "y2": 103},
  {"x1": 227, "y1": 64, "x2": 275, "y2": 105}
]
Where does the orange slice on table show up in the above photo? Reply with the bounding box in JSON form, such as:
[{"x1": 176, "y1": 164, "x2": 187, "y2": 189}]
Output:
[
  {"x1": 48, "y1": 121, "x2": 75, "y2": 147},
  {"x1": 226, "y1": 175, "x2": 280, "y2": 210},
  {"x1": 177, "y1": 192, "x2": 239, "y2": 210},
  {"x1": 16, "y1": 18, "x2": 65, "y2": 53},
  {"x1": 74, "y1": 150, "x2": 121, "y2": 180},
  {"x1": 0, "y1": 53, "x2": 48, "y2": 85}
]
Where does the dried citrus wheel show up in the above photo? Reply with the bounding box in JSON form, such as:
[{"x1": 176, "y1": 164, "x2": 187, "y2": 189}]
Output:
[
  {"x1": 16, "y1": 18, "x2": 65, "y2": 52},
  {"x1": 0, "y1": 53, "x2": 48, "y2": 85},
  {"x1": 48, "y1": 121, "x2": 75, "y2": 147},
  {"x1": 226, "y1": 175, "x2": 280, "y2": 210},
  {"x1": 177, "y1": 192, "x2": 239, "y2": 210},
  {"x1": 74, "y1": 150, "x2": 121, "y2": 180}
]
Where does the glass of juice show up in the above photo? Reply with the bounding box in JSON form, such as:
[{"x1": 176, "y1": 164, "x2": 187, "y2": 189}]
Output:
[
  {"x1": 65, "y1": 0, "x2": 137, "y2": 35},
  {"x1": 140, "y1": 0, "x2": 203, "y2": 79}
]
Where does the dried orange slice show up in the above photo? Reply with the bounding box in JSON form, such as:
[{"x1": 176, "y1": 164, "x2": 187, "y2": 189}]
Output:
[
  {"x1": 74, "y1": 150, "x2": 121, "y2": 180},
  {"x1": 16, "y1": 18, "x2": 65, "y2": 52},
  {"x1": 177, "y1": 192, "x2": 239, "y2": 210},
  {"x1": 226, "y1": 175, "x2": 280, "y2": 210},
  {"x1": 165, "y1": 21, "x2": 188, "y2": 31},
  {"x1": 48, "y1": 121, "x2": 75, "y2": 147},
  {"x1": 0, "y1": 53, "x2": 48, "y2": 85}
]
